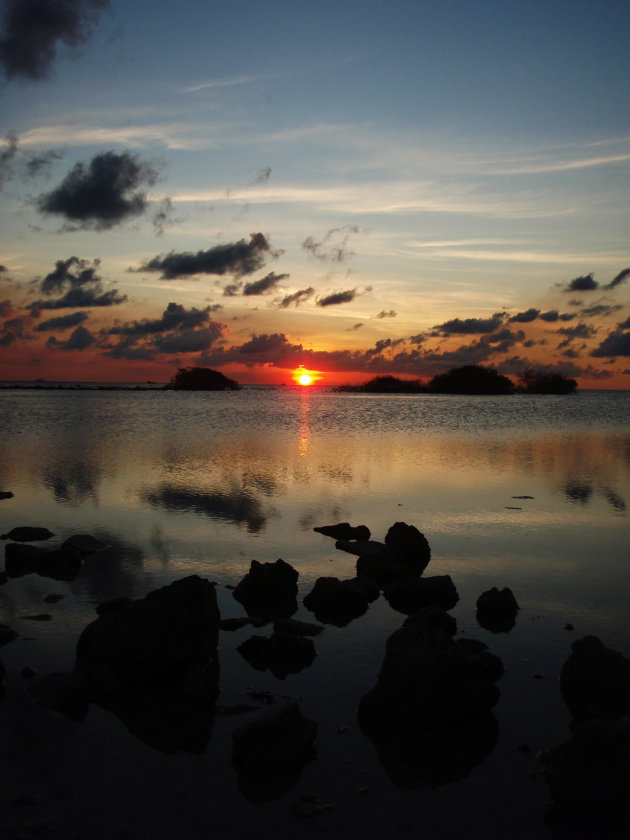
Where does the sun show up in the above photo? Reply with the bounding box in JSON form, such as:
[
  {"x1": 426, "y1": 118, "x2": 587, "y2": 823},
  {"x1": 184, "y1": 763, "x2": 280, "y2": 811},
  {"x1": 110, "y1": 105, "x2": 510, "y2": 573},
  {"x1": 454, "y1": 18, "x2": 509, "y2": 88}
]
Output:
[
  {"x1": 298, "y1": 373, "x2": 312, "y2": 386},
  {"x1": 294, "y1": 367, "x2": 319, "y2": 386}
]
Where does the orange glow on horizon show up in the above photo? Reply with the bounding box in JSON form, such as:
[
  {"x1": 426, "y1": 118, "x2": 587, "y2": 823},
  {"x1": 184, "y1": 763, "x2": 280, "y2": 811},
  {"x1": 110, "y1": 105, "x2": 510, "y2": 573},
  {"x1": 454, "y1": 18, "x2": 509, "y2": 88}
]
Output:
[{"x1": 292, "y1": 366, "x2": 322, "y2": 386}]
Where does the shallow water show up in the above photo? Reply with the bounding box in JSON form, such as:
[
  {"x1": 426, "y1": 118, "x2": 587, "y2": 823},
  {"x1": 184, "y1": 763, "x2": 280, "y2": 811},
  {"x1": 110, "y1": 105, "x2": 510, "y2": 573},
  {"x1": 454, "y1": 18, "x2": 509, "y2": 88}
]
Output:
[{"x1": 1, "y1": 387, "x2": 629, "y2": 838}]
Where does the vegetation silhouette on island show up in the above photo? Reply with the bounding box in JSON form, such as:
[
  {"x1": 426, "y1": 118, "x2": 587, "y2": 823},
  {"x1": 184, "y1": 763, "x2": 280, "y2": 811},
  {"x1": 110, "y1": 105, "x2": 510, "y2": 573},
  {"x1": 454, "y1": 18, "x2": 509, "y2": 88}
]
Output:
[
  {"x1": 165, "y1": 367, "x2": 241, "y2": 391},
  {"x1": 336, "y1": 365, "x2": 577, "y2": 395}
]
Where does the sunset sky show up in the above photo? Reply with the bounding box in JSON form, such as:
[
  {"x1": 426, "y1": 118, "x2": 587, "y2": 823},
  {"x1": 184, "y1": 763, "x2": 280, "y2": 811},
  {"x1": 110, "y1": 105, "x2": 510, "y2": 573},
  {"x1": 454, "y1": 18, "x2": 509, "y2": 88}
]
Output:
[{"x1": 1, "y1": 0, "x2": 629, "y2": 387}]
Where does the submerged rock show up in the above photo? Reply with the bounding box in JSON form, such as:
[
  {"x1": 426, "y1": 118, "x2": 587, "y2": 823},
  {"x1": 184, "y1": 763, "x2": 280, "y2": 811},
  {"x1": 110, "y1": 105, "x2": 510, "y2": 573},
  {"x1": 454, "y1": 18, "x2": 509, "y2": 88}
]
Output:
[
  {"x1": 273, "y1": 617, "x2": 324, "y2": 637},
  {"x1": 1, "y1": 526, "x2": 54, "y2": 542},
  {"x1": 232, "y1": 702, "x2": 317, "y2": 803},
  {"x1": 5, "y1": 542, "x2": 82, "y2": 581},
  {"x1": 314, "y1": 522, "x2": 371, "y2": 541},
  {"x1": 0, "y1": 491, "x2": 14, "y2": 500},
  {"x1": 476, "y1": 586, "x2": 519, "y2": 633},
  {"x1": 238, "y1": 632, "x2": 316, "y2": 678},
  {"x1": 338, "y1": 522, "x2": 432, "y2": 588},
  {"x1": 302, "y1": 575, "x2": 377, "y2": 627},
  {"x1": 560, "y1": 635, "x2": 630, "y2": 721},
  {"x1": 62, "y1": 534, "x2": 108, "y2": 555},
  {"x1": 0, "y1": 624, "x2": 18, "y2": 646}
]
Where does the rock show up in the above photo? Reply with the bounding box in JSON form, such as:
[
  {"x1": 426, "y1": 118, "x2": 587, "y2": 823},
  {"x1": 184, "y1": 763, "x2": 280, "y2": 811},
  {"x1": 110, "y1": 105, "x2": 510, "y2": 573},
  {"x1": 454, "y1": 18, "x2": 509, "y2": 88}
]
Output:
[
  {"x1": 355, "y1": 552, "x2": 412, "y2": 588},
  {"x1": 0, "y1": 624, "x2": 18, "y2": 646},
  {"x1": 95, "y1": 597, "x2": 133, "y2": 616},
  {"x1": 1, "y1": 526, "x2": 54, "y2": 542},
  {"x1": 20, "y1": 613, "x2": 52, "y2": 621},
  {"x1": 219, "y1": 616, "x2": 252, "y2": 631},
  {"x1": 0, "y1": 491, "x2": 13, "y2": 500},
  {"x1": 76, "y1": 574, "x2": 220, "y2": 698},
  {"x1": 358, "y1": 620, "x2": 503, "y2": 731},
  {"x1": 560, "y1": 635, "x2": 630, "y2": 721},
  {"x1": 384, "y1": 575, "x2": 459, "y2": 614},
  {"x1": 238, "y1": 632, "x2": 316, "y2": 678},
  {"x1": 273, "y1": 618, "x2": 324, "y2": 637},
  {"x1": 0, "y1": 571, "x2": 7, "y2": 585},
  {"x1": 5, "y1": 542, "x2": 82, "y2": 581},
  {"x1": 403, "y1": 606, "x2": 457, "y2": 637},
  {"x1": 303, "y1": 576, "x2": 374, "y2": 626},
  {"x1": 336, "y1": 539, "x2": 388, "y2": 558},
  {"x1": 476, "y1": 587, "x2": 519, "y2": 633},
  {"x1": 541, "y1": 719, "x2": 630, "y2": 815},
  {"x1": 233, "y1": 559, "x2": 298, "y2": 621},
  {"x1": 232, "y1": 702, "x2": 317, "y2": 803},
  {"x1": 314, "y1": 522, "x2": 371, "y2": 541},
  {"x1": 384, "y1": 522, "x2": 431, "y2": 573},
  {"x1": 61, "y1": 534, "x2": 108, "y2": 555},
  {"x1": 43, "y1": 594, "x2": 64, "y2": 604},
  {"x1": 30, "y1": 672, "x2": 90, "y2": 720}
]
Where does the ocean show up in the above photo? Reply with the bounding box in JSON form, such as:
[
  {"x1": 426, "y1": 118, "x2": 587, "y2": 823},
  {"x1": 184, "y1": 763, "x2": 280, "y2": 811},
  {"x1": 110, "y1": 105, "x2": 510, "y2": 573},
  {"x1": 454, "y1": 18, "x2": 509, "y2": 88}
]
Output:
[{"x1": 1, "y1": 386, "x2": 629, "y2": 838}]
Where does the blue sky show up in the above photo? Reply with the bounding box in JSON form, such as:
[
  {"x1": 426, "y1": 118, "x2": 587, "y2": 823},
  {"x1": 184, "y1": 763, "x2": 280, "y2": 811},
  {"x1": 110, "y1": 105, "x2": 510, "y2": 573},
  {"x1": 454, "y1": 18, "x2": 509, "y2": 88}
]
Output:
[{"x1": 1, "y1": 0, "x2": 629, "y2": 385}]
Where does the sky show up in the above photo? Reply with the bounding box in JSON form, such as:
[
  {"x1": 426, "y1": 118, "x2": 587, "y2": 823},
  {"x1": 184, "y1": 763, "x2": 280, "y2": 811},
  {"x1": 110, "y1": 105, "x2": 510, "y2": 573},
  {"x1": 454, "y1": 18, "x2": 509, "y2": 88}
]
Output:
[{"x1": 1, "y1": 0, "x2": 630, "y2": 387}]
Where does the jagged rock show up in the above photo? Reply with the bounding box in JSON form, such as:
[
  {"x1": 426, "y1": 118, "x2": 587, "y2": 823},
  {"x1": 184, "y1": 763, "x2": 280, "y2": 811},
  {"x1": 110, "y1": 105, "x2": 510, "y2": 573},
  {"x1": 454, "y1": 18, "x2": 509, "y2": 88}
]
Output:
[
  {"x1": 232, "y1": 702, "x2": 317, "y2": 803},
  {"x1": 1, "y1": 526, "x2": 54, "y2": 542},
  {"x1": 358, "y1": 620, "x2": 503, "y2": 730},
  {"x1": 314, "y1": 522, "x2": 371, "y2": 541},
  {"x1": 5, "y1": 542, "x2": 82, "y2": 581},
  {"x1": 238, "y1": 632, "x2": 316, "y2": 678},
  {"x1": 336, "y1": 539, "x2": 388, "y2": 558},
  {"x1": 403, "y1": 606, "x2": 457, "y2": 637},
  {"x1": 273, "y1": 618, "x2": 324, "y2": 637},
  {"x1": 0, "y1": 624, "x2": 18, "y2": 646},
  {"x1": 303, "y1": 576, "x2": 377, "y2": 627},
  {"x1": 384, "y1": 575, "x2": 459, "y2": 614},
  {"x1": 384, "y1": 522, "x2": 431, "y2": 573},
  {"x1": 560, "y1": 635, "x2": 630, "y2": 721},
  {"x1": 233, "y1": 559, "x2": 298, "y2": 620},
  {"x1": 476, "y1": 586, "x2": 519, "y2": 633},
  {"x1": 541, "y1": 719, "x2": 630, "y2": 817},
  {"x1": 76, "y1": 574, "x2": 220, "y2": 698}
]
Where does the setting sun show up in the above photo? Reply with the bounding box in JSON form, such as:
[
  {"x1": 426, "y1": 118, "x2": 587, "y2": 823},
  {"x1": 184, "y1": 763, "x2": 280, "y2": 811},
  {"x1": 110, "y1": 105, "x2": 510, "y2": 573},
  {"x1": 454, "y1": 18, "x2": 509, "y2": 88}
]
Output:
[{"x1": 298, "y1": 373, "x2": 312, "y2": 386}]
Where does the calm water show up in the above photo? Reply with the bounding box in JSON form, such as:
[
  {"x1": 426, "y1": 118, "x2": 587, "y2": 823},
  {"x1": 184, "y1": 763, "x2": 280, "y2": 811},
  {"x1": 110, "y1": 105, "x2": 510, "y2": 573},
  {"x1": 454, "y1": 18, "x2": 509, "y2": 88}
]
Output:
[{"x1": 1, "y1": 387, "x2": 629, "y2": 839}]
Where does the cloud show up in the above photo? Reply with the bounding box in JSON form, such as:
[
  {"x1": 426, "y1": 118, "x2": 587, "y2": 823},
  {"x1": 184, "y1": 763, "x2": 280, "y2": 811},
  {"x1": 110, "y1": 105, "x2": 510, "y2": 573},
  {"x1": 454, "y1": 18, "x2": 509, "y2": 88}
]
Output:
[
  {"x1": 30, "y1": 256, "x2": 127, "y2": 310},
  {"x1": 375, "y1": 310, "x2": 397, "y2": 319},
  {"x1": 251, "y1": 166, "x2": 271, "y2": 185},
  {"x1": 592, "y1": 329, "x2": 630, "y2": 357},
  {"x1": 348, "y1": 323, "x2": 363, "y2": 331},
  {"x1": 0, "y1": 131, "x2": 18, "y2": 187},
  {"x1": 137, "y1": 233, "x2": 277, "y2": 280},
  {"x1": 107, "y1": 302, "x2": 212, "y2": 337},
  {"x1": 556, "y1": 322, "x2": 598, "y2": 348},
  {"x1": 604, "y1": 268, "x2": 630, "y2": 290},
  {"x1": 243, "y1": 271, "x2": 289, "y2": 296},
  {"x1": 38, "y1": 151, "x2": 158, "y2": 230},
  {"x1": 317, "y1": 288, "x2": 359, "y2": 307},
  {"x1": 46, "y1": 324, "x2": 95, "y2": 351},
  {"x1": 434, "y1": 312, "x2": 507, "y2": 335},
  {"x1": 564, "y1": 273, "x2": 599, "y2": 292},
  {"x1": 276, "y1": 287, "x2": 315, "y2": 308},
  {"x1": 0, "y1": 0, "x2": 110, "y2": 81},
  {"x1": 579, "y1": 303, "x2": 623, "y2": 318},
  {"x1": 0, "y1": 308, "x2": 37, "y2": 346},
  {"x1": 509, "y1": 308, "x2": 539, "y2": 323},
  {"x1": 302, "y1": 226, "x2": 361, "y2": 263},
  {"x1": 539, "y1": 310, "x2": 576, "y2": 322},
  {"x1": 0, "y1": 131, "x2": 63, "y2": 190},
  {"x1": 37, "y1": 311, "x2": 89, "y2": 331}
]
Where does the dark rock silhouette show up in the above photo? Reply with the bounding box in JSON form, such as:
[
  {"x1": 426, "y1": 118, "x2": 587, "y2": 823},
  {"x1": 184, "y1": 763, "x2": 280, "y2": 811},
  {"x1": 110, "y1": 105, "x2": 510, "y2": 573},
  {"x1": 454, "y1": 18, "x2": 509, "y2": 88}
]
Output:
[
  {"x1": 403, "y1": 605, "x2": 458, "y2": 637},
  {"x1": 1, "y1": 526, "x2": 54, "y2": 541},
  {"x1": 232, "y1": 559, "x2": 298, "y2": 621},
  {"x1": 76, "y1": 575, "x2": 220, "y2": 697},
  {"x1": 63, "y1": 533, "x2": 108, "y2": 554},
  {"x1": 5, "y1": 542, "x2": 82, "y2": 581},
  {"x1": 476, "y1": 586, "x2": 519, "y2": 633},
  {"x1": 428, "y1": 364, "x2": 514, "y2": 395},
  {"x1": 358, "y1": 618, "x2": 503, "y2": 730},
  {"x1": 273, "y1": 617, "x2": 324, "y2": 636},
  {"x1": 29, "y1": 672, "x2": 90, "y2": 720},
  {"x1": 0, "y1": 624, "x2": 18, "y2": 646},
  {"x1": 339, "y1": 521, "x2": 431, "y2": 587},
  {"x1": 237, "y1": 632, "x2": 316, "y2": 678},
  {"x1": 165, "y1": 366, "x2": 240, "y2": 391},
  {"x1": 384, "y1": 575, "x2": 459, "y2": 614},
  {"x1": 303, "y1": 575, "x2": 378, "y2": 626},
  {"x1": 560, "y1": 635, "x2": 630, "y2": 721},
  {"x1": 313, "y1": 522, "x2": 371, "y2": 541},
  {"x1": 0, "y1": 491, "x2": 14, "y2": 500},
  {"x1": 541, "y1": 719, "x2": 630, "y2": 827},
  {"x1": 232, "y1": 702, "x2": 317, "y2": 803},
  {"x1": 384, "y1": 522, "x2": 431, "y2": 570}
]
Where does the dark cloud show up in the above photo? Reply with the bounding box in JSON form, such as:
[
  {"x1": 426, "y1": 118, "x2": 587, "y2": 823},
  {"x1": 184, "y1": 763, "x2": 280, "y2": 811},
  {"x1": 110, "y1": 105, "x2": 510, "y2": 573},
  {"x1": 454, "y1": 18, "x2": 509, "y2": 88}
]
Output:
[
  {"x1": 604, "y1": 268, "x2": 630, "y2": 290},
  {"x1": 0, "y1": 265, "x2": 7, "y2": 273},
  {"x1": 0, "y1": 311, "x2": 36, "y2": 346},
  {"x1": 434, "y1": 312, "x2": 507, "y2": 335},
  {"x1": 107, "y1": 302, "x2": 212, "y2": 337},
  {"x1": 317, "y1": 289, "x2": 358, "y2": 307},
  {"x1": 276, "y1": 287, "x2": 315, "y2": 308},
  {"x1": 153, "y1": 326, "x2": 223, "y2": 354},
  {"x1": 151, "y1": 197, "x2": 176, "y2": 237},
  {"x1": 223, "y1": 282, "x2": 241, "y2": 297},
  {"x1": 37, "y1": 311, "x2": 89, "y2": 331},
  {"x1": 564, "y1": 273, "x2": 598, "y2": 292},
  {"x1": 251, "y1": 167, "x2": 271, "y2": 185},
  {"x1": 243, "y1": 271, "x2": 289, "y2": 296},
  {"x1": 0, "y1": 0, "x2": 110, "y2": 81},
  {"x1": 375, "y1": 310, "x2": 397, "y2": 319},
  {"x1": 38, "y1": 151, "x2": 158, "y2": 230},
  {"x1": 302, "y1": 226, "x2": 361, "y2": 263},
  {"x1": 46, "y1": 324, "x2": 95, "y2": 351},
  {"x1": 25, "y1": 148, "x2": 63, "y2": 177},
  {"x1": 580, "y1": 303, "x2": 623, "y2": 318},
  {"x1": 618, "y1": 316, "x2": 630, "y2": 330},
  {"x1": 31, "y1": 256, "x2": 126, "y2": 309},
  {"x1": 509, "y1": 308, "x2": 539, "y2": 323},
  {"x1": 137, "y1": 233, "x2": 276, "y2": 280},
  {"x1": 557, "y1": 322, "x2": 598, "y2": 341},
  {"x1": 0, "y1": 131, "x2": 18, "y2": 187},
  {"x1": 348, "y1": 323, "x2": 363, "y2": 331},
  {"x1": 0, "y1": 131, "x2": 63, "y2": 189},
  {"x1": 0, "y1": 299, "x2": 14, "y2": 317},
  {"x1": 592, "y1": 329, "x2": 630, "y2": 357}
]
